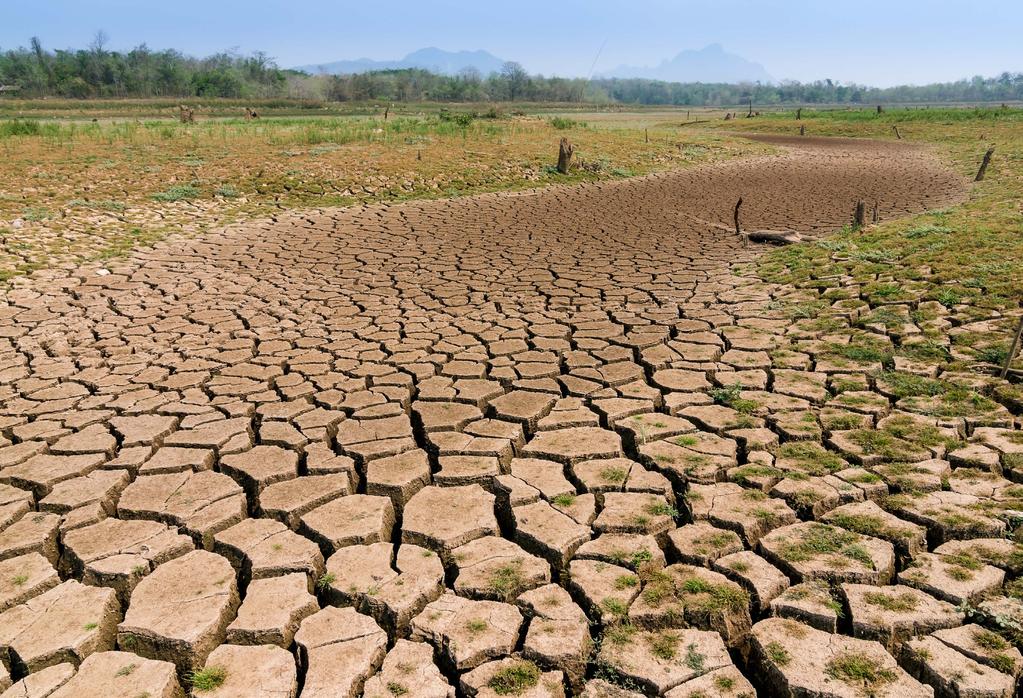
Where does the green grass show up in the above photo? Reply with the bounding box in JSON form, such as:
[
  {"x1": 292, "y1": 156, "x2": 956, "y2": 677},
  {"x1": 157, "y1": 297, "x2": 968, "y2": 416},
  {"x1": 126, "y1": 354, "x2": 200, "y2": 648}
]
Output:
[
  {"x1": 825, "y1": 652, "x2": 896, "y2": 689},
  {"x1": 765, "y1": 640, "x2": 791, "y2": 666},
  {"x1": 862, "y1": 590, "x2": 918, "y2": 612},
  {"x1": 777, "y1": 523, "x2": 875, "y2": 568},
  {"x1": 487, "y1": 661, "x2": 541, "y2": 695},
  {"x1": 190, "y1": 666, "x2": 228, "y2": 692}
]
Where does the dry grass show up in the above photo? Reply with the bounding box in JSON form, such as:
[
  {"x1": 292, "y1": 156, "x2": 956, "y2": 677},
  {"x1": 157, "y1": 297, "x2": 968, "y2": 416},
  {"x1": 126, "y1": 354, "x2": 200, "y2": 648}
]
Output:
[{"x1": 0, "y1": 102, "x2": 762, "y2": 283}]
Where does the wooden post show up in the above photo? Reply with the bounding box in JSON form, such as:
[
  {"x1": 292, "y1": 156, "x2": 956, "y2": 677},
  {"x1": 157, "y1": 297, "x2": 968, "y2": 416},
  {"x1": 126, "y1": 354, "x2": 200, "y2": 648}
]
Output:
[
  {"x1": 645, "y1": 129, "x2": 649, "y2": 143},
  {"x1": 975, "y1": 147, "x2": 995, "y2": 181},
  {"x1": 876, "y1": 104, "x2": 883, "y2": 114},
  {"x1": 747, "y1": 98, "x2": 753, "y2": 118},
  {"x1": 557, "y1": 137, "x2": 574, "y2": 174},
  {"x1": 686, "y1": 110, "x2": 690, "y2": 121},
  {"x1": 800, "y1": 124, "x2": 805, "y2": 136},
  {"x1": 417, "y1": 149, "x2": 421, "y2": 161},
  {"x1": 384, "y1": 104, "x2": 390, "y2": 120},
  {"x1": 853, "y1": 200, "x2": 866, "y2": 227},
  {"x1": 733, "y1": 197, "x2": 743, "y2": 235},
  {"x1": 796, "y1": 107, "x2": 802, "y2": 120},
  {"x1": 1000, "y1": 316, "x2": 1023, "y2": 379},
  {"x1": 872, "y1": 202, "x2": 879, "y2": 223},
  {"x1": 892, "y1": 125, "x2": 901, "y2": 139}
]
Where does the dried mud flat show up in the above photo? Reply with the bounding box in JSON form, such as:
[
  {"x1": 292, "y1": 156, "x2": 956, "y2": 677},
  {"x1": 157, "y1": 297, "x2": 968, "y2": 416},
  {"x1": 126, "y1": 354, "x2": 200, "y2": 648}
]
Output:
[{"x1": 5, "y1": 136, "x2": 1022, "y2": 698}]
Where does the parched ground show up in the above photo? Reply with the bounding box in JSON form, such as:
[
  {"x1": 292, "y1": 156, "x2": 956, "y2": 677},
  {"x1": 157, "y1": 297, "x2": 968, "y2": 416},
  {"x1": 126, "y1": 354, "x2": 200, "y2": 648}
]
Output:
[{"x1": 4, "y1": 137, "x2": 1022, "y2": 698}]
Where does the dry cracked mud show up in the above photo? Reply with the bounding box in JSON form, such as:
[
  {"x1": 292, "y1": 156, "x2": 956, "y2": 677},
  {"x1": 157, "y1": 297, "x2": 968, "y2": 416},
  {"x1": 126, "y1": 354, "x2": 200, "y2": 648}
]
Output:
[{"x1": 2, "y1": 136, "x2": 1021, "y2": 697}]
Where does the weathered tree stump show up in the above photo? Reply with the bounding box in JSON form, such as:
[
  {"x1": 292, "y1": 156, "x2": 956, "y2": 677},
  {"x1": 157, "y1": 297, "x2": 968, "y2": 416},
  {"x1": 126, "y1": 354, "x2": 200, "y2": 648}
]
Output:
[
  {"x1": 178, "y1": 105, "x2": 195, "y2": 124},
  {"x1": 853, "y1": 200, "x2": 866, "y2": 227},
  {"x1": 975, "y1": 147, "x2": 995, "y2": 181},
  {"x1": 800, "y1": 125, "x2": 805, "y2": 136},
  {"x1": 796, "y1": 108, "x2": 802, "y2": 120},
  {"x1": 645, "y1": 129, "x2": 649, "y2": 143},
  {"x1": 872, "y1": 202, "x2": 879, "y2": 223},
  {"x1": 557, "y1": 137, "x2": 574, "y2": 174},
  {"x1": 384, "y1": 105, "x2": 390, "y2": 120},
  {"x1": 1000, "y1": 316, "x2": 1023, "y2": 379},
  {"x1": 733, "y1": 198, "x2": 743, "y2": 235},
  {"x1": 724, "y1": 113, "x2": 733, "y2": 121},
  {"x1": 876, "y1": 105, "x2": 884, "y2": 114}
]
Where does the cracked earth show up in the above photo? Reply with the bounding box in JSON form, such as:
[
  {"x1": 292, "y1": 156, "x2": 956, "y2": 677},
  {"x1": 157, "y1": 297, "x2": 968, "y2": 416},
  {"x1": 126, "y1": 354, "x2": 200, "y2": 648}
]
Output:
[{"x1": 2, "y1": 136, "x2": 1021, "y2": 697}]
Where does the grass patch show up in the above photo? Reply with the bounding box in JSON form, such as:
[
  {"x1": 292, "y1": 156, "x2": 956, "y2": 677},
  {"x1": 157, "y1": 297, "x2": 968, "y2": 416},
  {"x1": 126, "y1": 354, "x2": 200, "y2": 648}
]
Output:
[
  {"x1": 190, "y1": 666, "x2": 228, "y2": 692},
  {"x1": 487, "y1": 660, "x2": 540, "y2": 695},
  {"x1": 824, "y1": 652, "x2": 896, "y2": 690}
]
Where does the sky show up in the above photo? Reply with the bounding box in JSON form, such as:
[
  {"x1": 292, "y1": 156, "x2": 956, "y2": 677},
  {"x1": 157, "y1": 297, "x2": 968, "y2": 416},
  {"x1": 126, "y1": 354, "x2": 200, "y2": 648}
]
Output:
[{"x1": 4, "y1": 0, "x2": 1021, "y2": 87}]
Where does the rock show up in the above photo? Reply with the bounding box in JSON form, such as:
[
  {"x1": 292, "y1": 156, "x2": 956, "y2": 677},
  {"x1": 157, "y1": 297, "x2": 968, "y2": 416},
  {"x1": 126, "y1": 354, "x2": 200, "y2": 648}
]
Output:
[
  {"x1": 750, "y1": 617, "x2": 931, "y2": 697},
  {"x1": 0, "y1": 512, "x2": 61, "y2": 564},
  {"x1": 299, "y1": 494, "x2": 395, "y2": 554},
  {"x1": 46, "y1": 651, "x2": 183, "y2": 698},
  {"x1": 931, "y1": 623, "x2": 1023, "y2": 677},
  {"x1": 597, "y1": 626, "x2": 732, "y2": 695},
  {"x1": 213, "y1": 517, "x2": 324, "y2": 586},
  {"x1": 193, "y1": 643, "x2": 297, "y2": 698},
  {"x1": 402, "y1": 485, "x2": 497, "y2": 554},
  {"x1": 452, "y1": 536, "x2": 551, "y2": 601},
  {"x1": 897, "y1": 552, "x2": 1004, "y2": 606},
  {"x1": 512, "y1": 500, "x2": 590, "y2": 570},
  {"x1": 566, "y1": 559, "x2": 640, "y2": 624},
  {"x1": 117, "y1": 550, "x2": 239, "y2": 676},
  {"x1": 218, "y1": 445, "x2": 298, "y2": 500},
  {"x1": 770, "y1": 580, "x2": 843, "y2": 633},
  {"x1": 59, "y1": 517, "x2": 193, "y2": 605},
  {"x1": 902, "y1": 634, "x2": 1013, "y2": 698},
  {"x1": 667, "y1": 523, "x2": 744, "y2": 567},
  {"x1": 294, "y1": 606, "x2": 387, "y2": 698},
  {"x1": 363, "y1": 639, "x2": 454, "y2": 698},
  {"x1": 1, "y1": 662, "x2": 76, "y2": 698},
  {"x1": 712, "y1": 550, "x2": 789, "y2": 613},
  {"x1": 225, "y1": 572, "x2": 318, "y2": 647},
  {"x1": 117, "y1": 471, "x2": 246, "y2": 549},
  {"x1": 517, "y1": 584, "x2": 590, "y2": 686},
  {"x1": 0, "y1": 552, "x2": 58, "y2": 612},
  {"x1": 758, "y1": 521, "x2": 895, "y2": 585},
  {"x1": 842, "y1": 583, "x2": 963, "y2": 650},
  {"x1": 459, "y1": 657, "x2": 565, "y2": 697},
  {"x1": 663, "y1": 665, "x2": 757, "y2": 697},
  {"x1": 321, "y1": 542, "x2": 444, "y2": 635},
  {"x1": 520, "y1": 427, "x2": 623, "y2": 465},
  {"x1": 687, "y1": 483, "x2": 797, "y2": 546},
  {"x1": 257, "y1": 473, "x2": 353, "y2": 529},
  {"x1": 411, "y1": 592, "x2": 523, "y2": 671},
  {"x1": 0, "y1": 580, "x2": 118, "y2": 674}
]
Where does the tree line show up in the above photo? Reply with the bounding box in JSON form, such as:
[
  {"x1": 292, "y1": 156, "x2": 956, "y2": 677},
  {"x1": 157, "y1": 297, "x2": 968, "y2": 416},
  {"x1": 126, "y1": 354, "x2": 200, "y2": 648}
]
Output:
[{"x1": 2, "y1": 37, "x2": 1022, "y2": 105}]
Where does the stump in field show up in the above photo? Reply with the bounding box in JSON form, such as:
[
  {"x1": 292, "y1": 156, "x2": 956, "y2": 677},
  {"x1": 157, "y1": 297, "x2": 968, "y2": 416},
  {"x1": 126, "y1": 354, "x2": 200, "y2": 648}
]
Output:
[
  {"x1": 877, "y1": 105, "x2": 884, "y2": 114},
  {"x1": 724, "y1": 113, "x2": 733, "y2": 121},
  {"x1": 853, "y1": 200, "x2": 866, "y2": 227},
  {"x1": 245, "y1": 108, "x2": 259, "y2": 120},
  {"x1": 557, "y1": 138, "x2": 574, "y2": 174},
  {"x1": 796, "y1": 108, "x2": 802, "y2": 120},
  {"x1": 800, "y1": 125, "x2": 805, "y2": 136},
  {"x1": 733, "y1": 198, "x2": 743, "y2": 235},
  {"x1": 872, "y1": 202, "x2": 879, "y2": 223},
  {"x1": 178, "y1": 105, "x2": 195, "y2": 123},
  {"x1": 975, "y1": 147, "x2": 995, "y2": 181}
]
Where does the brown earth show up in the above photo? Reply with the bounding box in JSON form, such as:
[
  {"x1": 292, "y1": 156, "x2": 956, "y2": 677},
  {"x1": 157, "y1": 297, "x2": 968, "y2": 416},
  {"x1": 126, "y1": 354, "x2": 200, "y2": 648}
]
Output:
[{"x1": 4, "y1": 137, "x2": 1019, "y2": 698}]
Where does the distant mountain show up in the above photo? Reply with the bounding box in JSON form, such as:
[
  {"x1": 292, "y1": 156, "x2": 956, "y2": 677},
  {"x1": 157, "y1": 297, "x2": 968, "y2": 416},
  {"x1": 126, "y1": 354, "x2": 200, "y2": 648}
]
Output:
[
  {"x1": 602, "y1": 44, "x2": 772, "y2": 84},
  {"x1": 294, "y1": 47, "x2": 508, "y2": 76}
]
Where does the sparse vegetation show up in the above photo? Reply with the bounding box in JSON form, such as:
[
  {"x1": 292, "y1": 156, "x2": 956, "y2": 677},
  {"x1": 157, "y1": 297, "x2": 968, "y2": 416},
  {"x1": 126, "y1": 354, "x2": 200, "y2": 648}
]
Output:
[
  {"x1": 487, "y1": 660, "x2": 540, "y2": 695},
  {"x1": 190, "y1": 666, "x2": 228, "y2": 692}
]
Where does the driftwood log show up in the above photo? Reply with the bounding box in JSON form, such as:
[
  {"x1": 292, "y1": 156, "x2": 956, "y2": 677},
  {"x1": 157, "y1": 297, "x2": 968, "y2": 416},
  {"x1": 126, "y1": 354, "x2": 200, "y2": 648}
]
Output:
[{"x1": 557, "y1": 137, "x2": 574, "y2": 174}]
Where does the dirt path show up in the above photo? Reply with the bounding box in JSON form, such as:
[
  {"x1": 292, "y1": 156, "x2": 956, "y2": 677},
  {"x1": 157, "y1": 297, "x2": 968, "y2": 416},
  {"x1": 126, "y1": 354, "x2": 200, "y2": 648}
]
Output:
[{"x1": 5, "y1": 138, "x2": 1015, "y2": 698}]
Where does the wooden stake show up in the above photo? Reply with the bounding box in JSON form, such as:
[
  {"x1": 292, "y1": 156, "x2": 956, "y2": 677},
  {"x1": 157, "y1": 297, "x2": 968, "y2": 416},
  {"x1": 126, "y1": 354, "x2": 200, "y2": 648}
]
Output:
[
  {"x1": 800, "y1": 125, "x2": 805, "y2": 136},
  {"x1": 796, "y1": 107, "x2": 802, "y2": 120},
  {"x1": 747, "y1": 98, "x2": 753, "y2": 118},
  {"x1": 975, "y1": 147, "x2": 995, "y2": 181},
  {"x1": 645, "y1": 129, "x2": 649, "y2": 143},
  {"x1": 417, "y1": 149, "x2": 421, "y2": 161},
  {"x1": 872, "y1": 202, "x2": 879, "y2": 223},
  {"x1": 892, "y1": 125, "x2": 901, "y2": 139},
  {"x1": 877, "y1": 104, "x2": 883, "y2": 114},
  {"x1": 1000, "y1": 316, "x2": 1023, "y2": 379},
  {"x1": 384, "y1": 104, "x2": 390, "y2": 120},
  {"x1": 733, "y1": 197, "x2": 743, "y2": 235},
  {"x1": 853, "y1": 200, "x2": 866, "y2": 227},
  {"x1": 557, "y1": 137, "x2": 574, "y2": 174}
]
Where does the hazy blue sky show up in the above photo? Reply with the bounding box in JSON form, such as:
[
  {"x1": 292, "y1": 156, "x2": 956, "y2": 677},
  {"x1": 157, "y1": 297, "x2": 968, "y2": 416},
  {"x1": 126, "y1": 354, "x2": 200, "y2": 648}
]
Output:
[{"x1": 5, "y1": 1, "x2": 1021, "y2": 86}]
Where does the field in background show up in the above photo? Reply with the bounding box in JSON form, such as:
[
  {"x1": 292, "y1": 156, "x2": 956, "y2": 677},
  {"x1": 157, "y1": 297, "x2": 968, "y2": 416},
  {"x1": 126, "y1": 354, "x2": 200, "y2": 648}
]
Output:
[{"x1": 0, "y1": 101, "x2": 764, "y2": 282}]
